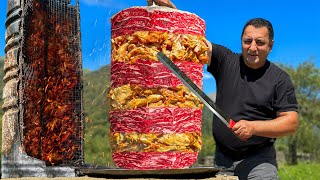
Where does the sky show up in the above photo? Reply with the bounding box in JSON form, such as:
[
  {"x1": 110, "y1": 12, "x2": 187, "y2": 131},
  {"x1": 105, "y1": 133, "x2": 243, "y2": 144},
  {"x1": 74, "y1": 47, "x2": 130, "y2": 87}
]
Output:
[{"x1": 1, "y1": 0, "x2": 320, "y2": 94}]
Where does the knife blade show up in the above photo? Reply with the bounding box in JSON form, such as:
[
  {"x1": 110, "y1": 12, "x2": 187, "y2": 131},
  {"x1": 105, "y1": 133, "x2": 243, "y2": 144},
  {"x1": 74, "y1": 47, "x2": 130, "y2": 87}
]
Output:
[{"x1": 156, "y1": 52, "x2": 236, "y2": 128}]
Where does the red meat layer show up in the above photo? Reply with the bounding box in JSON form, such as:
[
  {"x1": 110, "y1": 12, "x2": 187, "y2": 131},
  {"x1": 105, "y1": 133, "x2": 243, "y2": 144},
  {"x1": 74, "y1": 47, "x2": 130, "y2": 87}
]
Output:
[
  {"x1": 111, "y1": 60, "x2": 203, "y2": 89},
  {"x1": 111, "y1": 7, "x2": 205, "y2": 37},
  {"x1": 109, "y1": 107, "x2": 202, "y2": 133},
  {"x1": 112, "y1": 151, "x2": 198, "y2": 169}
]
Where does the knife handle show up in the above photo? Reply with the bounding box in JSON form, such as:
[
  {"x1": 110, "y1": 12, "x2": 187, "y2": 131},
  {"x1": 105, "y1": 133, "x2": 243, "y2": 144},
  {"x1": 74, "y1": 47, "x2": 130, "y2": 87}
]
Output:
[
  {"x1": 229, "y1": 119, "x2": 248, "y2": 141},
  {"x1": 229, "y1": 119, "x2": 236, "y2": 128}
]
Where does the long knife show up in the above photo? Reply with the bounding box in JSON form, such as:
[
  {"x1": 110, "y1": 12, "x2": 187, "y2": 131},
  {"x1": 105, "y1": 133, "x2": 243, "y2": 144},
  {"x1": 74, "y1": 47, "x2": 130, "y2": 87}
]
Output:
[{"x1": 156, "y1": 52, "x2": 236, "y2": 128}]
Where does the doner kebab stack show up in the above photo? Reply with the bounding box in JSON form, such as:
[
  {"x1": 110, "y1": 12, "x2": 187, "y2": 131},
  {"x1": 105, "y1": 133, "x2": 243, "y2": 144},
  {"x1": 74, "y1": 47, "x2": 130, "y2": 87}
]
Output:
[{"x1": 108, "y1": 5, "x2": 209, "y2": 169}]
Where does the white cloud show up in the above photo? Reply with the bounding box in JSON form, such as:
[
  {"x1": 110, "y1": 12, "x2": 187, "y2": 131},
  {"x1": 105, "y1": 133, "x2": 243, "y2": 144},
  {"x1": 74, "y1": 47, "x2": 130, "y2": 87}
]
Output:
[{"x1": 203, "y1": 72, "x2": 213, "y2": 80}]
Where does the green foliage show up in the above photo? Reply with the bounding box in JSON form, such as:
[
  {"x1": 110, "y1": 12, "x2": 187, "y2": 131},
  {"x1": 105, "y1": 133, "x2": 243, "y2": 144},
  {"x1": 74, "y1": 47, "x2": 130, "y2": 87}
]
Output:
[
  {"x1": 198, "y1": 105, "x2": 215, "y2": 162},
  {"x1": 83, "y1": 68, "x2": 91, "y2": 76},
  {"x1": 280, "y1": 60, "x2": 320, "y2": 163},
  {"x1": 83, "y1": 65, "x2": 110, "y2": 123},
  {"x1": 278, "y1": 163, "x2": 320, "y2": 180},
  {"x1": 84, "y1": 121, "x2": 114, "y2": 166},
  {"x1": 83, "y1": 65, "x2": 113, "y2": 165}
]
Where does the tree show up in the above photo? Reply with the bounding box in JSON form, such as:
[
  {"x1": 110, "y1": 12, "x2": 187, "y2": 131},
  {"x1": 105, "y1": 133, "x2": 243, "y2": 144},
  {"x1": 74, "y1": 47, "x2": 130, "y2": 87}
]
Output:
[{"x1": 281, "y1": 60, "x2": 320, "y2": 164}]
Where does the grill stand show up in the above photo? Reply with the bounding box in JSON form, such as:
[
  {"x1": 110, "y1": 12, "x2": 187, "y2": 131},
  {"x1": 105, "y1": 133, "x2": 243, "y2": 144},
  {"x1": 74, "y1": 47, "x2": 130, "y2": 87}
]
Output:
[
  {"x1": 2, "y1": 0, "x2": 83, "y2": 178},
  {"x1": 2, "y1": 142, "x2": 77, "y2": 178}
]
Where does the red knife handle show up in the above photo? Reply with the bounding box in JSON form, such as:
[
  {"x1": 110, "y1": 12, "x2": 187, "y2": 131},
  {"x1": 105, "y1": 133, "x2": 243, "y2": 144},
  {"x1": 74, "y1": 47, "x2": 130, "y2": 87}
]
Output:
[
  {"x1": 229, "y1": 119, "x2": 236, "y2": 128},
  {"x1": 228, "y1": 119, "x2": 247, "y2": 141}
]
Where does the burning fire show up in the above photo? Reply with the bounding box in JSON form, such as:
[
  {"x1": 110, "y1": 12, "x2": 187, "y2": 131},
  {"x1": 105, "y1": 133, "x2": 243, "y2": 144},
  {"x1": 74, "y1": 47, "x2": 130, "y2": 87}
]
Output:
[{"x1": 23, "y1": 0, "x2": 81, "y2": 165}]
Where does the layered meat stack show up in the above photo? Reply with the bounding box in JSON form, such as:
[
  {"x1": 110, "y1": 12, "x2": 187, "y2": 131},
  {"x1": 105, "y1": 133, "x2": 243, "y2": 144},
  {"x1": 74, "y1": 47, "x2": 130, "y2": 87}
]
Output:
[{"x1": 109, "y1": 6, "x2": 209, "y2": 169}]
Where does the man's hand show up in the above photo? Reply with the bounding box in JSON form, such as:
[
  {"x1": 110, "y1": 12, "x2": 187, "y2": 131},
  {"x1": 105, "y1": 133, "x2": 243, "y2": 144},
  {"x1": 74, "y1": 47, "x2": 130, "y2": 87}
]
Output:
[
  {"x1": 231, "y1": 120, "x2": 254, "y2": 141},
  {"x1": 231, "y1": 111, "x2": 298, "y2": 141},
  {"x1": 147, "y1": 0, "x2": 177, "y2": 9},
  {"x1": 206, "y1": 39, "x2": 212, "y2": 65}
]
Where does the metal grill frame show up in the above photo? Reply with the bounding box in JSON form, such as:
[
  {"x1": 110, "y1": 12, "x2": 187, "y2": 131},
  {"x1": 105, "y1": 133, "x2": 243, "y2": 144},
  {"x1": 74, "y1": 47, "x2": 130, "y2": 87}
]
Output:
[{"x1": 19, "y1": 0, "x2": 84, "y2": 166}]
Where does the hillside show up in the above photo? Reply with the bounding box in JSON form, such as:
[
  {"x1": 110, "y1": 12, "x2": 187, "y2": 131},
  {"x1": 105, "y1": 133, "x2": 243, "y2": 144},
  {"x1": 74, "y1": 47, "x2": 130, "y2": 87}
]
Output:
[
  {"x1": 83, "y1": 65, "x2": 110, "y2": 123},
  {"x1": 82, "y1": 65, "x2": 113, "y2": 165}
]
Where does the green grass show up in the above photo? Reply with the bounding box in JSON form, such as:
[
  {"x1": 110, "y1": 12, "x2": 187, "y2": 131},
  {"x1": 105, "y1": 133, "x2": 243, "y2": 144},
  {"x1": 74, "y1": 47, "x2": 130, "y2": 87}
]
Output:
[{"x1": 278, "y1": 163, "x2": 320, "y2": 180}]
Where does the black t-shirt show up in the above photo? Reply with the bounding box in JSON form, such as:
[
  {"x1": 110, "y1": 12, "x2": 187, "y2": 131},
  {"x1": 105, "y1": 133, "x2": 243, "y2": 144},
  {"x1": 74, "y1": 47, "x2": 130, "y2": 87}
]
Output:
[{"x1": 207, "y1": 43, "x2": 298, "y2": 155}]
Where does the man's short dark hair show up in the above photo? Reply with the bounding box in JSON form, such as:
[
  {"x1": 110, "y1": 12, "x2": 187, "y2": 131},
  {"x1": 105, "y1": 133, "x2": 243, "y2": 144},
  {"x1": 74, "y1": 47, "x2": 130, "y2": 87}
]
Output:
[{"x1": 241, "y1": 18, "x2": 274, "y2": 42}]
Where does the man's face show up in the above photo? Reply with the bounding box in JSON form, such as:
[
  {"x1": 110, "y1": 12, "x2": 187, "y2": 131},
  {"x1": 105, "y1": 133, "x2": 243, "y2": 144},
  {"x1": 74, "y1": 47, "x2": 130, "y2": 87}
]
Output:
[{"x1": 241, "y1": 25, "x2": 273, "y2": 69}]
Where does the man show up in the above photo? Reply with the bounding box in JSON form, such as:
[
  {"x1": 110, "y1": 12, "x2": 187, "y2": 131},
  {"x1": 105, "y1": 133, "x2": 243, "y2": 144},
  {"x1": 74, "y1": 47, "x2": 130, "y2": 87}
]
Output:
[
  {"x1": 147, "y1": 0, "x2": 176, "y2": 8},
  {"x1": 148, "y1": 1, "x2": 299, "y2": 179},
  {"x1": 207, "y1": 18, "x2": 298, "y2": 180}
]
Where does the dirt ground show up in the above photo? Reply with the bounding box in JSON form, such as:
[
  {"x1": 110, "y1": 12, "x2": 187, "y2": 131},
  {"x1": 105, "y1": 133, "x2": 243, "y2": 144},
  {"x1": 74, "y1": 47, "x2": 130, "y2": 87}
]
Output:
[{"x1": 1, "y1": 175, "x2": 239, "y2": 180}]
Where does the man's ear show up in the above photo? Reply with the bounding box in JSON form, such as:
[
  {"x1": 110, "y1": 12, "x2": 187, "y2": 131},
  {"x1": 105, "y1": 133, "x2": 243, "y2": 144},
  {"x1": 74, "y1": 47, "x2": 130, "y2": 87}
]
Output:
[
  {"x1": 269, "y1": 40, "x2": 274, "y2": 52},
  {"x1": 206, "y1": 39, "x2": 212, "y2": 65}
]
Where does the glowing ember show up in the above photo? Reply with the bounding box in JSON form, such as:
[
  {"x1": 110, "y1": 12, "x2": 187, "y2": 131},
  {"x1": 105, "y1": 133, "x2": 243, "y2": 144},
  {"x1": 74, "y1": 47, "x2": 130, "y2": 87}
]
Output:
[{"x1": 22, "y1": 0, "x2": 82, "y2": 165}]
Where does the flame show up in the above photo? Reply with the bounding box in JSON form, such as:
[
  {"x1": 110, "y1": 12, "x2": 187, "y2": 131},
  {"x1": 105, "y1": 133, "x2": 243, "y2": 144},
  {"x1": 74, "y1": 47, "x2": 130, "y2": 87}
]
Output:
[{"x1": 23, "y1": 0, "x2": 81, "y2": 165}]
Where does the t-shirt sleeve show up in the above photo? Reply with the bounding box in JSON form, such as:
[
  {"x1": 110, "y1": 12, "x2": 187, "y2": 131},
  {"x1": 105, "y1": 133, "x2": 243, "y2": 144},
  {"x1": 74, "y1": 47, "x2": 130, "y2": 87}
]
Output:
[
  {"x1": 207, "y1": 43, "x2": 234, "y2": 78},
  {"x1": 273, "y1": 72, "x2": 298, "y2": 112}
]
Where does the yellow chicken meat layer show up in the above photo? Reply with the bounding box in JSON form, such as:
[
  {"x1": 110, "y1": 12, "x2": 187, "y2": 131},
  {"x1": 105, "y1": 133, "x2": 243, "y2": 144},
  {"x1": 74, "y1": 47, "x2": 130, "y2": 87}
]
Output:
[
  {"x1": 112, "y1": 31, "x2": 209, "y2": 64},
  {"x1": 108, "y1": 84, "x2": 203, "y2": 110},
  {"x1": 110, "y1": 132, "x2": 202, "y2": 153}
]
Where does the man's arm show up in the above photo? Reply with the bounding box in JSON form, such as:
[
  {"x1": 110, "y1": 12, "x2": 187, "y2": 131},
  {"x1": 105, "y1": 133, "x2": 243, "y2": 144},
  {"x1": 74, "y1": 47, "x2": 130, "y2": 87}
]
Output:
[
  {"x1": 206, "y1": 40, "x2": 213, "y2": 66},
  {"x1": 147, "y1": 0, "x2": 177, "y2": 9},
  {"x1": 232, "y1": 111, "x2": 299, "y2": 141}
]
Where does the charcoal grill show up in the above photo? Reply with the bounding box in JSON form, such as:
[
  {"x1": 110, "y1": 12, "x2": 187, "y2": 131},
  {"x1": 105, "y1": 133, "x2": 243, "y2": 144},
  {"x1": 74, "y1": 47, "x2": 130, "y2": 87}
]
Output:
[{"x1": 2, "y1": 0, "x2": 84, "y2": 178}]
